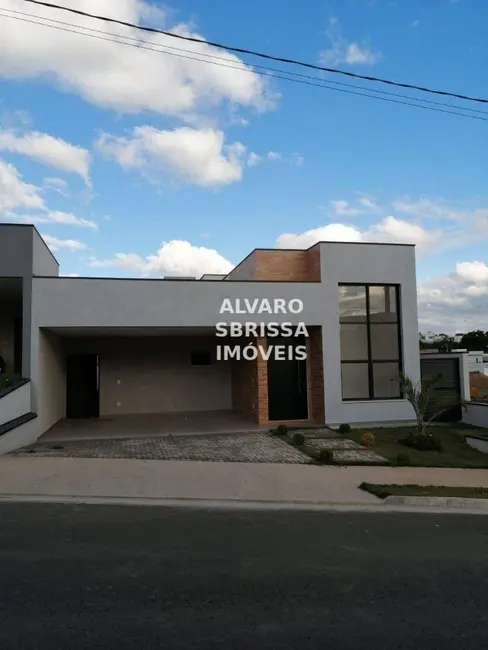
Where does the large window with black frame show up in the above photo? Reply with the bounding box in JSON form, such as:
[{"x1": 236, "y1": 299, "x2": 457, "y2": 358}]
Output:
[{"x1": 339, "y1": 284, "x2": 403, "y2": 400}]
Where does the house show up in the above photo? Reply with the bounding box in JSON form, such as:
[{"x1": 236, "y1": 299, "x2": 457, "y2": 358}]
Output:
[
  {"x1": 452, "y1": 349, "x2": 488, "y2": 375},
  {"x1": 0, "y1": 224, "x2": 420, "y2": 453}
]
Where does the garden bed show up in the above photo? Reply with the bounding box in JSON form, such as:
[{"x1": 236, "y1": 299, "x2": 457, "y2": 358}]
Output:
[
  {"x1": 269, "y1": 429, "x2": 389, "y2": 465},
  {"x1": 348, "y1": 426, "x2": 488, "y2": 468}
]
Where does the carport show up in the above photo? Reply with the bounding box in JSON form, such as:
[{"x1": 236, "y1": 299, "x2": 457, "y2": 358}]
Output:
[
  {"x1": 36, "y1": 326, "x2": 262, "y2": 441},
  {"x1": 40, "y1": 410, "x2": 263, "y2": 443}
]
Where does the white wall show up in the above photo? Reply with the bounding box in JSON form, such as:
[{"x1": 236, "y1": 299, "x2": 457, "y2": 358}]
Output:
[
  {"x1": 65, "y1": 336, "x2": 232, "y2": 416},
  {"x1": 36, "y1": 330, "x2": 66, "y2": 432},
  {"x1": 31, "y1": 278, "x2": 325, "y2": 327},
  {"x1": 319, "y1": 242, "x2": 419, "y2": 426},
  {"x1": 463, "y1": 402, "x2": 488, "y2": 429},
  {"x1": 32, "y1": 229, "x2": 59, "y2": 276},
  {"x1": 0, "y1": 416, "x2": 39, "y2": 455},
  {"x1": 0, "y1": 381, "x2": 31, "y2": 427}
]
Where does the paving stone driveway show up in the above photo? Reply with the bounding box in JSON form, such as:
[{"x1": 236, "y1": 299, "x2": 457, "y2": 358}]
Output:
[{"x1": 14, "y1": 433, "x2": 313, "y2": 464}]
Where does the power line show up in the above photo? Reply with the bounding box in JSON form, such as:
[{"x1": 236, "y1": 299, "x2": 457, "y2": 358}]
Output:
[
  {"x1": 19, "y1": 0, "x2": 488, "y2": 105},
  {"x1": 5, "y1": 6, "x2": 488, "y2": 119},
  {"x1": 1, "y1": 9, "x2": 487, "y2": 123}
]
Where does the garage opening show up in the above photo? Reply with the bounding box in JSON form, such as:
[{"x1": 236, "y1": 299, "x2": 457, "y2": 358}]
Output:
[{"x1": 420, "y1": 355, "x2": 462, "y2": 422}]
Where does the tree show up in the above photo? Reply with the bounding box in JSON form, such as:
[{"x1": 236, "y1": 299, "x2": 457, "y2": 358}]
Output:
[
  {"x1": 436, "y1": 333, "x2": 454, "y2": 353},
  {"x1": 459, "y1": 330, "x2": 488, "y2": 351}
]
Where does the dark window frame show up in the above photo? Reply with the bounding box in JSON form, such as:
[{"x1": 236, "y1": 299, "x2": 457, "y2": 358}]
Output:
[{"x1": 339, "y1": 283, "x2": 403, "y2": 401}]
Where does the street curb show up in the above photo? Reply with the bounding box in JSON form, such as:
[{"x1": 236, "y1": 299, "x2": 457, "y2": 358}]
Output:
[
  {"x1": 1, "y1": 493, "x2": 488, "y2": 514},
  {"x1": 384, "y1": 495, "x2": 488, "y2": 510}
]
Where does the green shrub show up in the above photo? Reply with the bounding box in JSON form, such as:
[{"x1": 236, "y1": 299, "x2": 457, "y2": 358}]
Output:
[
  {"x1": 400, "y1": 434, "x2": 443, "y2": 452},
  {"x1": 274, "y1": 424, "x2": 288, "y2": 436},
  {"x1": 338, "y1": 423, "x2": 351, "y2": 434},
  {"x1": 318, "y1": 449, "x2": 334, "y2": 464},
  {"x1": 292, "y1": 432, "x2": 305, "y2": 446},
  {"x1": 0, "y1": 373, "x2": 21, "y2": 390},
  {"x1": 396, "y1": 452, "x2": 411, "y2": 466}
]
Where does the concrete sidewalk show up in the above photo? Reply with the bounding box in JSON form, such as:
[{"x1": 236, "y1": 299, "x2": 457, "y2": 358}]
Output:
[{"x1": 2, "y1": 457, "x2": 488, "y2": 510}]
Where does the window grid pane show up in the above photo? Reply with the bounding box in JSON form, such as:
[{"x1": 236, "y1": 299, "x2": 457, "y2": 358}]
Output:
[{"x1": 339, "y1": 284, "x2": 402, "y2": 400}]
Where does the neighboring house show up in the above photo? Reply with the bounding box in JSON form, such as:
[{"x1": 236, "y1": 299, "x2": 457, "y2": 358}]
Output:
[
  {"x1": 0, "y1": 224, "x2": 420, "y2": 452},
  {"x1": 452, "y1": 349, "x2": 488, "y2": 375}
]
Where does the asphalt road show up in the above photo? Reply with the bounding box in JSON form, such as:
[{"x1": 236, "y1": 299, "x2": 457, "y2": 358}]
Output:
[{"x1": 1, "y1": 504, "x2": 488, "y2": 649}]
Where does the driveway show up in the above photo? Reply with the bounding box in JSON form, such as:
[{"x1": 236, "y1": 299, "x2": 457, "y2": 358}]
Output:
[{"x1": 13, "y1": 432, "x2": 312, "y2": 464}]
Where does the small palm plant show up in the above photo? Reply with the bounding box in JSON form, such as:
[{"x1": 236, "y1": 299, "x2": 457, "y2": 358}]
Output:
[
  {"x1": 398, "y1": 372, "x2": 466, "y2": 451},
  {"x1": 398, "y1": 372, "x2": 443, "y2": 437}
]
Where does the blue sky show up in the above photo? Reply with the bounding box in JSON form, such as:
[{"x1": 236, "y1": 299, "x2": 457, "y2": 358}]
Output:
[{"x1": 0, "y1": 0, "x2": 487, "y2": 332}]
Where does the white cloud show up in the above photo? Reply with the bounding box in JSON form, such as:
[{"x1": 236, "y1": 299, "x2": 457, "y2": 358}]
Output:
[
  {"x1": 418, "y1": 260, "x2": 488, "y2": 331},
  {"x1": 319, "y1": 17, "x2": 382, "y2": 67},
  {"x1": 0, "y1": 158, "x2": 44, "y2": 211},
  {"x1": 0, "y1": 0, "x2": 273, "y2": 120},
  {"x1": 44, "y1": 177, "x2": 70, "y2": 197},
  {"x1": 97, "y1": 126, "x2": 246, "y2": 187},
  {"x1": 391, "y1": 197, "x2": 470, "y2": 221},
  {"x1": 40, "y1": 211, "x2": 97, "y2": 229},
  {"x1": 0, "y1": 128, "x2": 91, "y2": 185},
  {"x1": 358, "y1": 196, "x2": 378, "y2": 210},
  {"x1": 89, "y1": 240, "x2": 234, "y2": 277},
  {"x1": 331, "y1": 200, "x2": 364, "y2": 216},
  {"x1": 276, "y1": 216, "x2": 439, "y2": 250},
  {"x1": 6, "y1": 209, "x2": 97, "y2": 229},
  {"x1": 247, "y1": 150, "x2": 304, "y2": 168},
  {"x1": 367, "y1": 215, "x2": 442, "y2": 248},
  {"x1": 41, "y1": 234, "x2": 86, "y2": 252},
  {"x1": 267, "y1": 151, "x2": 282, "y2": 162},
  {"x1": 277, "y1": 223, "x2": 362, "y2": 249},
  {"x1": 247, "y1": 152, "x2": 261, "y2": 167},
  {"x1": 456, "y1": 261, "x2": 488, "y2": 284}
]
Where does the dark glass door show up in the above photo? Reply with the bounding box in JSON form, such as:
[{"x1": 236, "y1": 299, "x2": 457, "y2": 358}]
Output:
[
  {"x1": 66, "y1": 354, "x2": 100, "y2": 419},
  {"x1": 267, "y1": 337, "x2": 308, "y2": 421}
]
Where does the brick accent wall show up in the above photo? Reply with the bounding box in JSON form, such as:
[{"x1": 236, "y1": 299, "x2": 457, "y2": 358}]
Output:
[
  {"x1": 308, "y1": 326, "x2": 325, "y2": 424},
  {"x1": 230, "y1": 337, "x2": 269, "y2": 424},
  {"x1": 256, "y1": 336, "x2": 269, "y2": 425},
  {"x1": 231, "y1": 339, "x2": 259, "y2": 421},
  {"x1": 226, "y1": 247, "x2": 321, "y2": 283},
  {"x1": 253, "y1": 249, "x2": 321, "y2": 282}
]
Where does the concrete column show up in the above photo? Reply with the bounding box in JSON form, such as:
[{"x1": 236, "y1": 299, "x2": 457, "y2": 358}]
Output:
[{"x1": 21, "y1": 276, "x2": 32, "y2": 379}]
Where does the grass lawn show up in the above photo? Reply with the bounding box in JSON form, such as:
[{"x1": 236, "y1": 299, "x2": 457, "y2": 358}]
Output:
[
  {"x1": 348, "y1": 426, "x2": 488, "y2": 468},
  {"x1": 360, "y1": 483, "x2": 488, "y2": 499}
]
